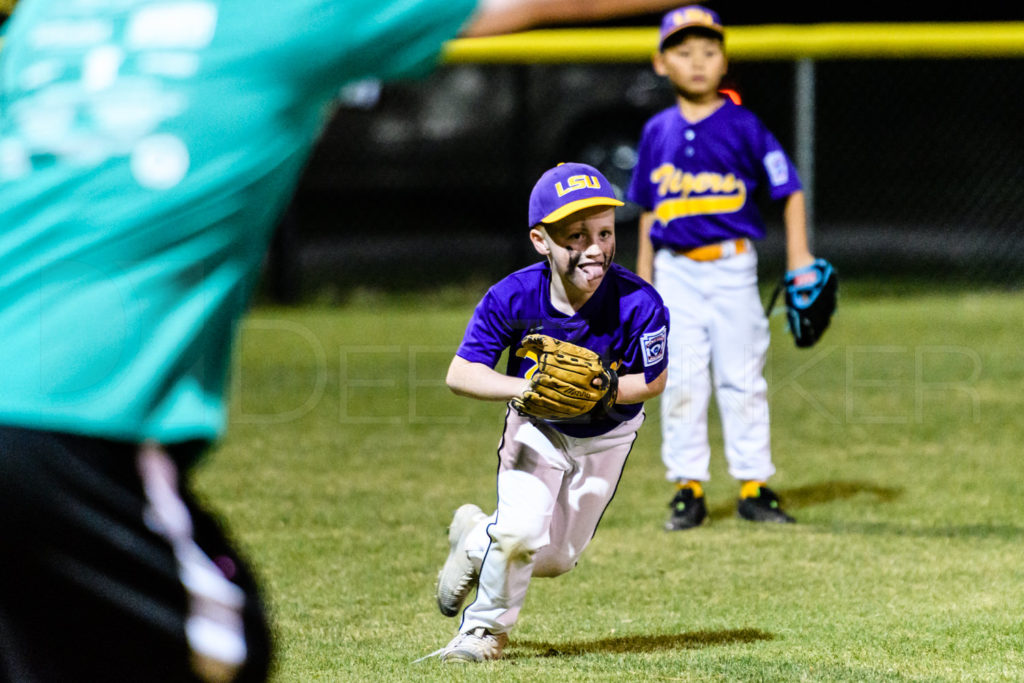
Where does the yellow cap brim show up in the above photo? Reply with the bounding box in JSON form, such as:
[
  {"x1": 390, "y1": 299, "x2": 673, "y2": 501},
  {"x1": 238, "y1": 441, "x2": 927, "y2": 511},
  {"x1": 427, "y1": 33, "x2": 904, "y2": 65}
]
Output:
[{"x1": 538, "y1": 197, "x2": 624, "y2": 225}]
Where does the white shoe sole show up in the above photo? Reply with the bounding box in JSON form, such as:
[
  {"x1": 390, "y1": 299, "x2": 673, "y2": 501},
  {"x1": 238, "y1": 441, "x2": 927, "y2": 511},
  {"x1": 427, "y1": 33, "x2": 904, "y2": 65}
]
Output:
[{"x1": 436, "y1": 504, "x2": 486, "y2": 617}]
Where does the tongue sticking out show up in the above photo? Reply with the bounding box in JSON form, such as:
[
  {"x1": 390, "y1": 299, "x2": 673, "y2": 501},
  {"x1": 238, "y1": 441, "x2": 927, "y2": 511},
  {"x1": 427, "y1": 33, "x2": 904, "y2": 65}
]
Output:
[{"x1": 579, "y1": 262, "x2": 605, "y2": 281}]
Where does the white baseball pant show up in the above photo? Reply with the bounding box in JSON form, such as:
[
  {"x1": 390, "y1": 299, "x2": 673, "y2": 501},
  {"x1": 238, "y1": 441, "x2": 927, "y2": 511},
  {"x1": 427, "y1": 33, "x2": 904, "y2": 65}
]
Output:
[
  {"x1": 458, "y1": 408, "x2": 644, "y2": 635},
  {"x1": 654, "y1": 246, "x2": 774, "y2": 483}
]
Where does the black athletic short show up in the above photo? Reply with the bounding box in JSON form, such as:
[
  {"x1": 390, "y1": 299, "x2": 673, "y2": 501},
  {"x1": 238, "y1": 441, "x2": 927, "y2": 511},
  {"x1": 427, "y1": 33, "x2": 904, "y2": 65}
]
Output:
[{"x1": 0, "y1": 426, "x2": 272, "y2": 682}]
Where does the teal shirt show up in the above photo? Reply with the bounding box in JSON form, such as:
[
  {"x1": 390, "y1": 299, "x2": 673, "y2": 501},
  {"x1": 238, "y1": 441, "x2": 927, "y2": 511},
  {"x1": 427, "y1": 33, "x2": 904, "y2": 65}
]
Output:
[{"x1": 0, "y1": 0, "x2": 477, "y2": 443}]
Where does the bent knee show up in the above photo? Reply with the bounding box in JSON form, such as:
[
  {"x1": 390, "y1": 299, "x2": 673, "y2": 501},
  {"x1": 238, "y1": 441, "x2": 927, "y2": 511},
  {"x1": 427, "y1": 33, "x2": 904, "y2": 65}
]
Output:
[
  {"x1": 531, "y1": 550, "x2": 579, "y2": 578},
  {"x1": 488, "y1": 515, "x2": 548, "y2": 562},
  {"x1": 490, "y1": 470, "x2": 555, "y2": 561}
]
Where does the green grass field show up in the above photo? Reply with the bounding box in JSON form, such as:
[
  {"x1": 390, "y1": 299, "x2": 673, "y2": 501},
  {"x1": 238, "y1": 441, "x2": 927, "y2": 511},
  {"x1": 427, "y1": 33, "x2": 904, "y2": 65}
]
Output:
[{"x1": 194, "y1": 283, "x2": 1024, "y2": 681}]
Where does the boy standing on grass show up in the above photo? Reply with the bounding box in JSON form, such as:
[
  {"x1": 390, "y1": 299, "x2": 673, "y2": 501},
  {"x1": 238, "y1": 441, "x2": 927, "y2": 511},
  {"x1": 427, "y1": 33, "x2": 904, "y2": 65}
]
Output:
[
  {"x1": 432, "y1": 162, "x2": 669, "y2": 663},
  {"x1": 628, "y1": 6, "x2": 816, "y2": 530}
]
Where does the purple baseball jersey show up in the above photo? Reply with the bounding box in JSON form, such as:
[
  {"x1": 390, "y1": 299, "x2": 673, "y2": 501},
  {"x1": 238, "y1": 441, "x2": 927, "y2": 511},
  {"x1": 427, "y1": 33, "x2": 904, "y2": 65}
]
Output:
[
  {"x1": 627, "y1": 99, "x2": 802, "y2": 252},
  {"x1": 457, "y1": 261, "x2": 670, "y2": 437}
]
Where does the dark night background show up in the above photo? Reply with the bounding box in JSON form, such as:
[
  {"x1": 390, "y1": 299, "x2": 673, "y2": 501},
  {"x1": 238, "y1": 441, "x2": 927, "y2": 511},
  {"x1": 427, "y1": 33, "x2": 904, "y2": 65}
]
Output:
[{"x1": 2, "y1": 5, "x2": 1021, "y2": 298}]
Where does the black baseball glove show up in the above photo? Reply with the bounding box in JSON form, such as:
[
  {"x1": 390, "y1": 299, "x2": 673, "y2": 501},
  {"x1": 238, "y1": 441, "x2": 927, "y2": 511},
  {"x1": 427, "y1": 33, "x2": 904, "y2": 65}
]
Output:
[{"x1": 782, "y1": 258, "x2": 838, "y2": 347}]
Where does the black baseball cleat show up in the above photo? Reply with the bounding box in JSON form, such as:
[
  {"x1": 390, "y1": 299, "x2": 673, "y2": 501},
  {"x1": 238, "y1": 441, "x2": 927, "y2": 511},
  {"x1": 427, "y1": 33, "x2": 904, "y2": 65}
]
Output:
[
  {"x1": 736, "y1": 483, "x2": 795, "y2": 524},
  {"x1": 665, "y1": 483, "x2": 707, "y2": 531}
]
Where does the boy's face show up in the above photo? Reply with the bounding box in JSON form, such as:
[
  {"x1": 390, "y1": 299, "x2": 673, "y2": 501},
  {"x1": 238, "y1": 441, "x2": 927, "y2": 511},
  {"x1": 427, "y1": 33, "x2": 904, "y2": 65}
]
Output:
[
  {"x1": 654, "y1": 33, "x2": 727, "y2": 101},
  {"x1": 531, "y1": 206, "x2": 616, "y2": 297}
]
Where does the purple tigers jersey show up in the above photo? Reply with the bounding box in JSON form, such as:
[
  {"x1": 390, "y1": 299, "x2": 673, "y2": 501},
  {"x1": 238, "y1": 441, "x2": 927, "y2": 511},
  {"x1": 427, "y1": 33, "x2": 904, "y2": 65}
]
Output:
[
  {"x1": 457, "y1": 261, "x2": 669, "y2": 438},
  {"x1": 627, "y1": 99, "x2": 802, "y2": 252}
]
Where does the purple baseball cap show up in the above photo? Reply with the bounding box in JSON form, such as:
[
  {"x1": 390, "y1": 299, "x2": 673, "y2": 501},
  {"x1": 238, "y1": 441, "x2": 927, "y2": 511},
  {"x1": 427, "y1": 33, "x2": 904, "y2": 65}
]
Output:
[
  {"x1": 528, "y1": 162, "x2": 624, "y2": 226},
  {"x1": 659, "y1": 5, "x2": 724, "y2": 50}
]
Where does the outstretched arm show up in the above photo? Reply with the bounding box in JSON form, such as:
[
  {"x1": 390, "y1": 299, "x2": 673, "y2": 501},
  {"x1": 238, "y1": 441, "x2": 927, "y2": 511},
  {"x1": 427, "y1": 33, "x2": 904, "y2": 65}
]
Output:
[
  {"x1": 448, "y1": 355, "x2": 666, "y2": 406},
  {"x1": 462, "y1": 0, "x2": 695, "y2": 37},
  {"x1": 446, "y1": 355, "x2": 529, "y2": 401},
  {"x1": 636, "y1": 211, "x2": 657, "y2": 283},
  {"x1": 616, "y1": 367, "x2": 667, "y2": 404},
  {"x1": 784, "y1": 190, "x2": 815, "y2": 271}
]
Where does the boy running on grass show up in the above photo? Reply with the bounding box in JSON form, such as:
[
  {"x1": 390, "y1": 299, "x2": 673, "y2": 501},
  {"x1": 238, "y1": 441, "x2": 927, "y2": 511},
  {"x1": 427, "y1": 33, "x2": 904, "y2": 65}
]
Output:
[{"x1": 432, "y1": 162, "x2": 670, "y2": 663}]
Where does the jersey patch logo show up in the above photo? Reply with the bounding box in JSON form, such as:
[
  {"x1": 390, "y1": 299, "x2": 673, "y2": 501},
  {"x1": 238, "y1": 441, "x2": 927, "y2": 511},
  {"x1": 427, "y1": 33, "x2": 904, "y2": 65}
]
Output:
[
  {"x1": 764, "y1": 151, "x2": 789, "y2": 187},
  {"x1": 640, "y1": 326, "x2": 667, "y2": 367}
]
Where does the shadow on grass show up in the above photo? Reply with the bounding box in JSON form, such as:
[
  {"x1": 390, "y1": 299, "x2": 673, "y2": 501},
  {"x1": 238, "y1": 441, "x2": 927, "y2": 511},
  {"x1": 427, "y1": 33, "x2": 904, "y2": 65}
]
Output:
[
  {"x1": 700, "y1": 480, "x2": 1019, "y2": 539},
  {"x1": 512, "y1": 628, "x2": 773, "y2": 659},
  {"x1": 708, "y1": 480, "x2": 902, "y2": 521}
]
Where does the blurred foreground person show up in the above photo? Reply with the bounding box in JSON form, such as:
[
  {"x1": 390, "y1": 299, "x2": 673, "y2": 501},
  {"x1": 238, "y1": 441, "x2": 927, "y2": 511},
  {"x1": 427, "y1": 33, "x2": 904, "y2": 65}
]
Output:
[{"x1": 0, "y1": 0, "x2": 693, "y2": 680}]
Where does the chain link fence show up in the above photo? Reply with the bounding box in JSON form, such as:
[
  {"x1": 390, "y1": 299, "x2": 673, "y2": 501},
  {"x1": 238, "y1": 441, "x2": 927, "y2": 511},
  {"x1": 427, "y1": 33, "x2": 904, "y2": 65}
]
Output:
[
  {"x1": 1, "y1": 7, "x2": 1020, "y2": 298},
  {"x1": 275, "y1": 50, "x2": 1023, "y2": 300},
  {"x1": 808, "y1": 58, "x2": 1024, "y2": 283}
]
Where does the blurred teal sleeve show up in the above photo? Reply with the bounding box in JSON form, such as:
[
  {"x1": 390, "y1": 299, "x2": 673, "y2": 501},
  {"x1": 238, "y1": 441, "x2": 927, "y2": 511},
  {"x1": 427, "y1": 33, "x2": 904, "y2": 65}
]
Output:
[{"x1": 337, "y1": 0, "x2": 479, "y2": 83}]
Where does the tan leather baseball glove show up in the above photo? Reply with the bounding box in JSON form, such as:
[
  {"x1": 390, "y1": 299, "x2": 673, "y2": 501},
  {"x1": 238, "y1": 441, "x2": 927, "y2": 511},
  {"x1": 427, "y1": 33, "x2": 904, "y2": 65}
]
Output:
[{"x1": 509, "y1": 334, "x2": 618, "y2": 421}]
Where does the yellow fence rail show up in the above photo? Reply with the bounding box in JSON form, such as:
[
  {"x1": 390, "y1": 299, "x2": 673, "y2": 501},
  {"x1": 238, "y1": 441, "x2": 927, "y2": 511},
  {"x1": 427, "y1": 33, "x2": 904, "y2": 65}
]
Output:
[
  {"x1": 3, "y1": 22, "x2": 1021, "y2": 60},
  {"x1": 443, "y1": 22, "x2": 1024, "y2": 63},
  {"x1": 442, "y1": 21, "x2": 1022, "y2": 246}
]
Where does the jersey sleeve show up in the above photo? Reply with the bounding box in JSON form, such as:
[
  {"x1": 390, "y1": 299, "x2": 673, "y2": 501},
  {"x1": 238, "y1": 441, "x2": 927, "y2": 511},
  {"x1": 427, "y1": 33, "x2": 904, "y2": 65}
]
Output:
[
  {"x1": 620, "y1": 290, "x2": 670, "y2": 386},
  {"x1": 333, "y1": 0, "x2": 479, "y2": 84},
  {"x1": 626, "y1": 121, "x2": 656, "y2": 211},
  {"x1": 758, "y1": 127, "x2": 803, "y2": 201},
  {"x1": 455, "y1": 287, "x2": 515, "y2": 369}
]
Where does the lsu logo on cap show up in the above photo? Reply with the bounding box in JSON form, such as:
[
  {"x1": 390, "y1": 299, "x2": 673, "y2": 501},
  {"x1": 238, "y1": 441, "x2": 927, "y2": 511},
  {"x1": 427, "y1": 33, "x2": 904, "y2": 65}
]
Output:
[
  {"x1": 672, "y1": 7, "x2": 717, "y2": 28},
  {"x1": 555, "y1": 174, "x2": 601, "y2": 197},
  {"x1": 640, "y1": 326, "x2": 667, "y2": 367}
]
